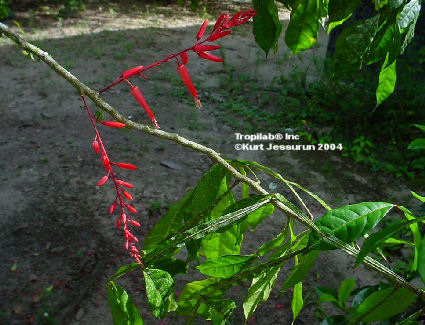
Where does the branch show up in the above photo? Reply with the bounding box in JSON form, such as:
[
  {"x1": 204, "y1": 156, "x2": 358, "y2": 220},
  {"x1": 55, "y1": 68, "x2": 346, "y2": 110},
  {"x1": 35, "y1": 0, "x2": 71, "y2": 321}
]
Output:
[{"x1": 1, "y1": 22, "x2": 424, "y2": 300}]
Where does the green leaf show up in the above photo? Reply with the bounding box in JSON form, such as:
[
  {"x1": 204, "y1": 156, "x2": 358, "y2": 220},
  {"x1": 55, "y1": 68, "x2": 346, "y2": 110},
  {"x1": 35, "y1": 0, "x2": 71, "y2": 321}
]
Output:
[
  {"x1": 338, "y1": 278, "x2": 355, "y2": 308},
  {"x1": 327, "y1": 0, "x2": 361, "y2": 33},
  {"x1": 352, "y1": 287, "x2": 417, "y2": 323},
  {"x1": 197, "y1": 255, "x2": 253, "y2": 278},
  {"x1": 320, "y1": 315, "x2": 349, "y2": 325},
  {"x1": 412, "y1": 191, "x2": 425, "y2": 203},
  {"x1": 257, "y1": 232, "x2": 288, "y2": 257},
  {"x1": 178, "y1": 278, "x2": 236, "y2": 324},
  {"x1": 224, "y1": 195, "x2": 274, "y2": 232},
  {"x1": 400, "y1": 206, "x2": 422, "y2": 271},
  {"x1": 243, "y1": 264, "x2": 281, "y2": 322},
  {"x1": 291, "y1": 282, "x2": 303, "y2": 322},
  {"x1": 356, "y1": 218, "x2": 419, "y2": 266},
  {"x1": 315, "y1": 286, "x2": 339, "y2": 304},
  {"x1": 376, "y1": 54, "x2": 397, "y2": 106},
  {"x1": 149, "y1": 257, "x2": 188, "y2": 277},
  {"x1": 107, "y1": 281, "x2": 144, "y2": 325},
  {"x1": 253, "y1": 0, "x2": 282, "y2": 55},
  {"x1": 285, "y1": 0, "x2": 319, "y2": 54},
  {"x1": 417, "y1": 235, "x2": 425, "y2": 286},
  {"x1": 408, "y1": 138, "x2": 425, "y2": 150},
  {"x1": 367, "y1": 24, "x2": 395, "y2": 65},
  {"x1": 281, "y1": 250, "x2": 320, "y2": 292},
  {"x1": 397, "y1": 0, "x2": 420, "y2": 29},
  {"x1": 144, "y1": 198, "x2": 272, "y2": 265},
  {"x1": 414, "y1": 124, "x2": 425, "y2": 132},
  {"x1": 143, "y1": 269, "x2": 174, "y2": 319},
  {"x1": 310, "y1": 202, "x2": 394, "y2": 250},
  {"x1": 351, "y1": 286, "x2": 378, "y2": 308},
  {"x1": 332, "y1": 15, "x2": 379, "y2": 76},
  {"x1": 109, "y1": 263, "x2": 141, "y2": 282},
  {"x1": 143, "y1": 190, "x2": 193, "y2": 249}
]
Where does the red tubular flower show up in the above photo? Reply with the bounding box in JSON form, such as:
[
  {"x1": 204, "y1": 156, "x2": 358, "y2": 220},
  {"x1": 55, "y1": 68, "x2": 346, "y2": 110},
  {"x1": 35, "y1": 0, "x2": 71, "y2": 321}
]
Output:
[
  {"x1": 115, "y1": 162, "x2": 138, "y2": 170},
  {"x1": 121, "y1": 66, "x2": 144, "y2": 79},
  {"x1": 125, "y1": 204, "x2": 138, "y2": 213},
  {"x1": 197, "y1": 19, "x2": 209, "y2": 41},
  {"x1": 97, "y1": 175, "x2": 109, "y2": 186},
  {"x1": 208, "y1": 30, "x2": 232, "y2": 41},
  {"x1": 130, "y1": 86, "x2": 160, "y2": 129},
  {"x1": 102, "y1": 121, "x2": 126, "y2": 128},
  {"x1": 213, "y1": 13, "x2": 226, "y2": 31},
  {"x1": 192, "y1": 44, "x2": 221, "y2": 52},
  {"x1": 197, "y1": 51, "x2": 225, "y2": 62},
  {"x1": 229, "y1": 10, "x2": 243, "y2": 26},
  {"x1": 102, "y1": 152, "x2": 111, "y2": 171},
  {"x1": 129, "y1": 219, "x2": 140, "y2": 227},
  {"x1": 109, "y1": 200, "x2": 117, "y2": 214},
  {"x1": 117, "y1": 180, "x2": 134, "y2": 188},
  {"x1": 177, "y1": 63, "x2": 201, "y2": 109},
  {"x1": 122, "y1": 191, "x2": 133, "y2": 200}
]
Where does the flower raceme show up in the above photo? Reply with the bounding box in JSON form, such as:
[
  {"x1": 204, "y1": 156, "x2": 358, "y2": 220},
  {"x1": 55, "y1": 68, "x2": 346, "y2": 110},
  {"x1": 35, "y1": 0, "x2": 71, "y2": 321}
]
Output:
[
  {"x1": 98, "y1": 8, "x2": 256, "y2": 127},
  {"x1": 81, "y1": 95, "x2": 142, "y2": 263}
]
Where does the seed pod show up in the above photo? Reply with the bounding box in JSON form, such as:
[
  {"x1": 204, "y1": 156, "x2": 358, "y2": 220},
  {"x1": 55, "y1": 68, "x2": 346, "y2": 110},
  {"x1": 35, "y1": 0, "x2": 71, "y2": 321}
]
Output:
[
  {"x1": 208, "y1": 30, "x2": 232, "y2": 41},
  {"x1": 117, "y1": 180, "x2": 134, "y2": 188},
  {"x1": 102, "y1": 121, "x2": 126, "y2": 128},
  {"x1": 116, "y1": 162, "x2": 138, "y2": 170},
  {"x1": 197, "y1": 51, "x2": 224, "y2": 62},
  {"x1": 197, "y1": 19, "x2": 209, "y2": 41},
  {"x1": 130, "y1": 86, "x2": 160, "y2": 129},
  {"x1": 97, "y1": 175, "x2": 109, "y2": 186},
  {"x1": 177, "y1": 63, "x2": 201, "y2": 109}
]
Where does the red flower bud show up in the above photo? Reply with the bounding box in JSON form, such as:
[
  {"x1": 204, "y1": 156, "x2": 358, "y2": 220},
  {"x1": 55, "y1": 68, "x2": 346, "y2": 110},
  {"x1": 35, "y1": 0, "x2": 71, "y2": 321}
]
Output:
[
  {"x1": 102, "y1": 121, "x2": 126, "y2": 128},
  {"x1": 192, "y1": 44, "x2": 221, "y2": 52},
  {"x1": 116, "y1": 217, "x2": 121, "y2": 229},
  {"x1": 123, "y1": 191, "x2": 133, "y2": 200},
  {"x1": 197, "y1": 51, "x2": 224, "y2": 62},
  {"x1": 115, "y1": 162, "x2": 138, "y2": 170},
  {"x1": 177, "y1": 63, "x2": 201, "y2": 109},
  {"x1": 130, "y1": 86, "x2": 160, "y2": 129},
  {"x1": 92, "y1": 139, "x2": 100, "y2": 154},
  {"x1": 122, "y1": 213, "x2": 127, "y2": 224},
  {"x1": 129, "y1": 219, "x2": 141, "y2": 227},
  {"x1": 121, "y1": 66, "x2": 144, "y2": 79},
  {"x1": 125, "y1": 204, "x2": 138, "y2": 213},
  {"x1": 117, "y1": 180, "x2": 134, "y2": 188},
  {"x1": 197, "y1": 19, "x2": 209, "y2": 41},
  {"x1": 97, "y1": 175, "x2": 109, "y2": 186}
]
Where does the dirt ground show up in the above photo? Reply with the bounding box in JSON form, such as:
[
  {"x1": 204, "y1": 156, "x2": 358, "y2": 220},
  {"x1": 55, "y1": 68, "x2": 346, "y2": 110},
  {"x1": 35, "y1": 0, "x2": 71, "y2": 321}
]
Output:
[{"x1": 0, "y1": 1, "x2": 421, "y2": 324}]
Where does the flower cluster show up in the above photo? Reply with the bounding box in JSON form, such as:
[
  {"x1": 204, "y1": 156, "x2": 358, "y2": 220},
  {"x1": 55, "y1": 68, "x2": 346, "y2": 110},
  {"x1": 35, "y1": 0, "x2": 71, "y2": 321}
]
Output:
[
  {"x1": 87, "y1": 9, "x2": 255, "y2": 263},
  {"x1": 82, "y1": 96, "x2": 142, "y2": 263},
  {"x1": 99, "y1": 8, "x2": 256, "y2": 128}
]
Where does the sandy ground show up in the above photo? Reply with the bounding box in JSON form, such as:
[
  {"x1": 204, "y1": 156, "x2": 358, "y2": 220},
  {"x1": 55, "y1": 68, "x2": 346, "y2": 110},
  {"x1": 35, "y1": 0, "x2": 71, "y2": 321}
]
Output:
[{"x1": 0, "y1": 2, "x2": 421, "y2": 324}]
